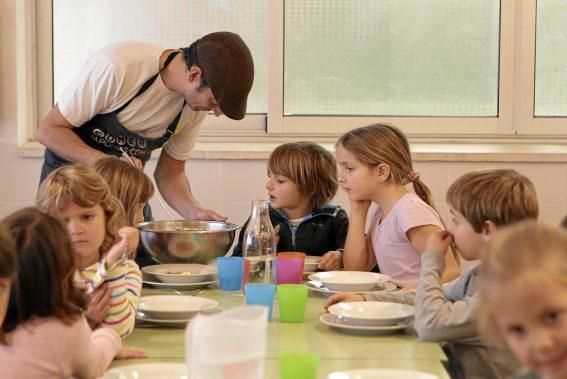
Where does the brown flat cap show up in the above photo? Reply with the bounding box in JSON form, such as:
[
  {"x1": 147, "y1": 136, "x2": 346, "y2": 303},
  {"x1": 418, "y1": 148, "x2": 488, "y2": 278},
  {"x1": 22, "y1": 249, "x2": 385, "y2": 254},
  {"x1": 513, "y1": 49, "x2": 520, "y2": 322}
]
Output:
[{"x1": 197, "y1": 32, "x2": 254, "y2": 120}]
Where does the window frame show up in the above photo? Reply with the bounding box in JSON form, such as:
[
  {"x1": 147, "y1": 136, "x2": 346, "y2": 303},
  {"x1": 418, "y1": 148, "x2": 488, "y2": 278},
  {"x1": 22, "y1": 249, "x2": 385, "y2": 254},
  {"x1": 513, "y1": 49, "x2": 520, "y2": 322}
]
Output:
[{"x1": 16, "y1": 0, "x2": 567, "y2": 152}]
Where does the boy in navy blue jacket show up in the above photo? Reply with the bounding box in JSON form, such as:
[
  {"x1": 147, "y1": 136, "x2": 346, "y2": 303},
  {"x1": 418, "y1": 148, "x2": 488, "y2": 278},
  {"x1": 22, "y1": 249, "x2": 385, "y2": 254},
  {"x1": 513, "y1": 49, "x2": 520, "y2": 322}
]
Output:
[{"x1": 233, "y1": 142, "x2": 348, "y2": 271}]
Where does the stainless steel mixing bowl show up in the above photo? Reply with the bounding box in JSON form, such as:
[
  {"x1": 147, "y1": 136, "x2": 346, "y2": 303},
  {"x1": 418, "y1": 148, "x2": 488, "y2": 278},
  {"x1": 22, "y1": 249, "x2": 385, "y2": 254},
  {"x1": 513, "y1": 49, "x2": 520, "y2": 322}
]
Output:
[{"x1": 138, "y1": 220, "x2": 239, "y2": 264}]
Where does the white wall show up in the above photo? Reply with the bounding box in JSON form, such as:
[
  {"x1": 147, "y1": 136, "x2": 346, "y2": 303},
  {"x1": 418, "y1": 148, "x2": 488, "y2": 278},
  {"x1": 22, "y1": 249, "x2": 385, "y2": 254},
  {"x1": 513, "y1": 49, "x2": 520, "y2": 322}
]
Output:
[{"x1": 1, "y1": 0, "x2": 566, "y2": 230}]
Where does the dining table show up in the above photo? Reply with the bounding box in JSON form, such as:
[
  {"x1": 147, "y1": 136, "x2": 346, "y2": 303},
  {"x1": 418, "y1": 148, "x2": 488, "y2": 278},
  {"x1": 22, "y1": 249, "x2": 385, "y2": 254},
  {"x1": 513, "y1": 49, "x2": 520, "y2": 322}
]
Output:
[{"x1": 107, "y1": 283, "x2": 451, "y2": 378}]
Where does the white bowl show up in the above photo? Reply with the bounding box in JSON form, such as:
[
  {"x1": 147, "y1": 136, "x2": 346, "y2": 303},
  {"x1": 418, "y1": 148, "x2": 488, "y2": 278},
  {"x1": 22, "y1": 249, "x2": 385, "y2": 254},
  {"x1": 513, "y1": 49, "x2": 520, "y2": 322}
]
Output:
[
  {"x1": 328, "y1": 368, "x2": 439, "y2": 379},
  {"x1": 304, "y1": 255, "x2": 321, "y2": 272},
  {"x1": 142, "y1": 264, "x2": 216, "y2": 284},
  {"x1": 328, "y1": 301, "x2": 414, "y2": 326},
  {"x1": 138, "y1": 295, "x2": 218, "y2": 319},
  {"x1": 311, "y1": 271, "x2": 389, "y2": 292}
]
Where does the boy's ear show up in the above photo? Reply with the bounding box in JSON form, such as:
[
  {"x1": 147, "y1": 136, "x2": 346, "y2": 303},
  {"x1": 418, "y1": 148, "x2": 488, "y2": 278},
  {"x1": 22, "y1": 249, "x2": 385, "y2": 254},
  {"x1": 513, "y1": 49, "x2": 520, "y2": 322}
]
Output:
[
  {"x1": 482, "y1": 220, "x2": 498, "y2": 242},
  {"x1": 375, "y1": 163, "x2": 391, "y2": 182}
]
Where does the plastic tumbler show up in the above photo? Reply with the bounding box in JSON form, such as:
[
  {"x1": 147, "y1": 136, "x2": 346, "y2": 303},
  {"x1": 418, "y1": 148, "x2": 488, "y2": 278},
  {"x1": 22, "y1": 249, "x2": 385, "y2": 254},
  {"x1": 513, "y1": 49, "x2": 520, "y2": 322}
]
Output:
[
  {"x1": 279, "y1": 352, "x2": 319, "y2": 379},
  {"x1": 277, "y1": 252, "x2": 306, "y2": 269},
  {"x1": 277, "y1": 284, "x2": 308, "y2": 323},
  {"x1": 244, "y1": 283, "x2": 276, "y2": 320},
  {"x1": 275, "y1": 257, "x2": 303, "y2": 284},
  {"x1": 217, "y1": 257, "x2": 243, "y2": 291}
]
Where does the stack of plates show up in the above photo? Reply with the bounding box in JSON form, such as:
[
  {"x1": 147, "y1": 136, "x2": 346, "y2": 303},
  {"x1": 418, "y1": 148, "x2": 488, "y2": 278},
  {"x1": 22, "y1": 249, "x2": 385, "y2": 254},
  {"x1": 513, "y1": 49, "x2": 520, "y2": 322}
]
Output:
[
  {"x1": 303, "y1": 255, "x2": 321, "y2": 273},
  {"x1": 142, "y1": 264, "x2": 217, "y2": 289},
  {"x1": 321, "y1": 301, "x2": 414, "y2": 335},
  {"x1": 136, "y1": 295, "x2": 218, "y2": 325},
  {"x1": 307, "y1": 271, "x2": 396, "y2": 296}
]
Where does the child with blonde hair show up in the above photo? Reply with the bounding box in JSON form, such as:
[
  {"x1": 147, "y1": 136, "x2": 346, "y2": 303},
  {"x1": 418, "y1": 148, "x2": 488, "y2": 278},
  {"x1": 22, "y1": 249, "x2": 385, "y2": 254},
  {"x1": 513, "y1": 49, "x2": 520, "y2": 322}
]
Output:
[
  {"x1": 93, "y1": 156, "x2": 154, "y2": 227},
  {"x1": 0, "y1": 224, "x2": 16, "y2": 343},
  {"x1": 326, "y1": 168, "x2": 539, "y2": 378},
  {"x1": 479, "y1": 222, "x2": 567, "y2": 379},
  {"x1": 335, "y1": 124, "x2": 460, "y2": 286},
  {"x1": 233, "y1": 142, "x2": 348, "y2": 271},
  {"x1": 94, "y1": 156, "x2": 155, "y2": 267},
  {"x1": 0, "y1": 208, "x2": 144, "y2": 377},
  {"x1": 37, "y1": 164, "x2": 142, "y2": 338}
]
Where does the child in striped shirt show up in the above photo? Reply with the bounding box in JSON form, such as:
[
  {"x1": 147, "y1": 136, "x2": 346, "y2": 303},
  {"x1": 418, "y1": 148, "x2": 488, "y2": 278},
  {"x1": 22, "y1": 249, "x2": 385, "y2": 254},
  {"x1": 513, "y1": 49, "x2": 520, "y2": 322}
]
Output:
[{"x1": 37, "y1": 164, "x2": 142, "y2": 338}]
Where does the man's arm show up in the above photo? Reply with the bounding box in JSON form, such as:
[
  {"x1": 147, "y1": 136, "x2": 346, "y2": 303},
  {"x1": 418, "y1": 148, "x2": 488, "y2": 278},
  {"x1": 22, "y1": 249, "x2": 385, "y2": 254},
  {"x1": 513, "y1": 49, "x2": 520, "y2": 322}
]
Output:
[
  {"x1": 36, "y1": 105, "x2": 107, "y2": 165},
  {"x1": 154, "y1": 149, "x2": 227, "y2": 221}
]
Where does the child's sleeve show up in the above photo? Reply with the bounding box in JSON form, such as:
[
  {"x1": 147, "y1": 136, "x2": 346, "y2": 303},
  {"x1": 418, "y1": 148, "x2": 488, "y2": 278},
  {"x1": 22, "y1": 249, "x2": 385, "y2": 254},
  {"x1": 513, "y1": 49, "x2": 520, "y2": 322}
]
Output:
[
  {"x1": 363, "y1": 289, "x2": 415, "y2": 305},
  {"x1": 397, "y1": 200, "x2": 443, "y2": 234},
  {"x1": 102, "y1": 260, "x2": 142, "y2": 338},
  {"x1": 70, "y1": 317, "x2": 122, "y2": 377},
  {"x1": 331, "y1": 208, "x2": 349, "y2": 251},
  {"x1": 232, "y1": 217, "x2": 251, "y2": 257},
  {"x1": 413, "y1": 252, "x2": 479, "y2": 342}
]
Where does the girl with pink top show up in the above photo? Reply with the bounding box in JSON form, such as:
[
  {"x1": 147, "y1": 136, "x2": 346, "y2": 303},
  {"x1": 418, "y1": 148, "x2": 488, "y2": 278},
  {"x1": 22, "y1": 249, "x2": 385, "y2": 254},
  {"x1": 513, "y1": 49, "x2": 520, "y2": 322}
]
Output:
[
  {"x1": 0, "y1": 208, "x2": 145, "y2": 378},
  {"x1": 336, "y1": 124, "x2": 460, "y2": 287}
]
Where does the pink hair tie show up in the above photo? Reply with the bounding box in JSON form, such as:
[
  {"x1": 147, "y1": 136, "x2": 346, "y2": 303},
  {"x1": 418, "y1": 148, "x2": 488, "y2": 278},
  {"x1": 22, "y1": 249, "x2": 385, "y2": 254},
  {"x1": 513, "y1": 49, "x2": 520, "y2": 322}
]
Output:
[{"x1": 407, "y1": 171, "x2": 421, "y2": 183}]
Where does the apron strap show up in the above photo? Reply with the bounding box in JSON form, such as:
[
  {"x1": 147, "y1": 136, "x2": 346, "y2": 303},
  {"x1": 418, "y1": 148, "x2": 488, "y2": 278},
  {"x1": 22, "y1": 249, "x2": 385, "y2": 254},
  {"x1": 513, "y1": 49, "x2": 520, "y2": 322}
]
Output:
[{"x1": 115, "y1": 51, "x2": 180, "y2": 115}]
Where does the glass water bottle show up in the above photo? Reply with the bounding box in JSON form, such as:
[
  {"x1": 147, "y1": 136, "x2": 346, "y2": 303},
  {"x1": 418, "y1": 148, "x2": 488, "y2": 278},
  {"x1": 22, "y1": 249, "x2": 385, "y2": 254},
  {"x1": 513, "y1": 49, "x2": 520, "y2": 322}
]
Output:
[{"x1": 242, "y1": 200, "x2": 277, "y2": 283}]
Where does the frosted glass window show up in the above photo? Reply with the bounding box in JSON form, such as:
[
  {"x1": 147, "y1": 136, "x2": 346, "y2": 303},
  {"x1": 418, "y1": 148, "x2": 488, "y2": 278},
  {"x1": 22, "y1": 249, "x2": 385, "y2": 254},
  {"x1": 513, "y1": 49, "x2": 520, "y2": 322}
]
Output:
[
  {"x1": 535, "y1": 0, "x2": 567, "y2": 116},
  {"x1": 53, "y1": 0, "x2": 267, "y2": 114},
  {"x1": 284, "y1": 1, "x2": 500, "y2": 116}
]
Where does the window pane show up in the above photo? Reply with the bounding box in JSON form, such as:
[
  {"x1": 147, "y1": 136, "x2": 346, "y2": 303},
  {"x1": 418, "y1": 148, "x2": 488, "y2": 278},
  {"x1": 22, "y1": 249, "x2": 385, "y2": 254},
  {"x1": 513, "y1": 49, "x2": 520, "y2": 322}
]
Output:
[
  {"x1": 284, "y1": 0, "x2": 500, "y2": 116},
  {"x1": 535, "y1": 0, "x2": 567, "y2": 116},
  {"x1": 53, "y1": 0, "x2": 267, "y2": 113}
]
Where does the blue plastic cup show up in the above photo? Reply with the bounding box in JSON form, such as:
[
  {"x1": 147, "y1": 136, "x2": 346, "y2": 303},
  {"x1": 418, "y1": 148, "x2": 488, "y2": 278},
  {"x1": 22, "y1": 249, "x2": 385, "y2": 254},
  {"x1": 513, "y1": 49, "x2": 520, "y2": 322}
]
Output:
[
  {"x1": 217, "y1": 257, "x2": 244, "y2": 291},
  {"x1": 244, "y1": 283, "x2": 276, "y2": 320}
]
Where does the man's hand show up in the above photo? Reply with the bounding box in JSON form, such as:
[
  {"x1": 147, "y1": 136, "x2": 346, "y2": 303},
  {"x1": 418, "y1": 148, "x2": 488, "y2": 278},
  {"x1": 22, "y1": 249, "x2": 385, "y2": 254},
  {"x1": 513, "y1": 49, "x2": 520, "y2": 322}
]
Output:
[
  {"x1": 185, "y1": 206, "x2": 228, "y2": 221},
  {"x1": 424, "y1": 230, "x2": 454, "y2": 256},
  {"x1": 85, "y1": 284, "x2": 111, "y2": 329},
  {"x1": 318, "y1": 251, "x2": 343, "y2": 271}
]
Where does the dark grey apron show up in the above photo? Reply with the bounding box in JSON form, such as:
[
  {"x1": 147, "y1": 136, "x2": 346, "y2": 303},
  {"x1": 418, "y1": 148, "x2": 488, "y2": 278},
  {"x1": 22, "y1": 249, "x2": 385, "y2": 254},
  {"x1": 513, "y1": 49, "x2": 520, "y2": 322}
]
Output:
[
  {"x1": 40, "y1": 51, "x2": 183, "y2": 182},
  {"x1": 40, "y1": 51, "x2": 183, "y2": 267}
]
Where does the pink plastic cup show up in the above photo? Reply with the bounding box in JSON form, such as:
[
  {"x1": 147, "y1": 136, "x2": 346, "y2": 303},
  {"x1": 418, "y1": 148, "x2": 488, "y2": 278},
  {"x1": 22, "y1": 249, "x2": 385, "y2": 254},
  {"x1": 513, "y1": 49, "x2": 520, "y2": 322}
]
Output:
[{"x1": 275, "y1": 257, "x2": 303, "y2": 284}]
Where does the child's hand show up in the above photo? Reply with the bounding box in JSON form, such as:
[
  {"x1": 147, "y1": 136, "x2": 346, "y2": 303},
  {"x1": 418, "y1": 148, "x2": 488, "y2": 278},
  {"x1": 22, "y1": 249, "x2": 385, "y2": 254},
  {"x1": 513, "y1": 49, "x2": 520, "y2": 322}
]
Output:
[
  {"x1": 85, "y1": 284, "x2": 111, "y2": 329},
  {"x1": 118, "y1": 226, "x2": 139, "y2": 256},
  {"x1": 107, "y1": 227, "x2": 139, "y2": 266},
  {"x1": 318, "y1": 251, "x2": 342, "y2": 271},
  {"x1": 425, "y1": 230, "x2": 454, "y2": 256},
  {"x1": 349, "y1": 199, "x2": 372, "y2": 215},
  {"x1": 115, "y1": 345, "x2": 147, "y2": 360},
  {"x1": 324, "y1": 293, "x2": 365, "y2": 310}
]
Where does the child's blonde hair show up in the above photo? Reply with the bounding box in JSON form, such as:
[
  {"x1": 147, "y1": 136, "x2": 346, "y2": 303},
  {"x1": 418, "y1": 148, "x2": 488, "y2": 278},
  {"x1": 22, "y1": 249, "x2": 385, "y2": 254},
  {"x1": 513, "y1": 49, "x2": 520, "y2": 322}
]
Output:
[
  {"x1": 336, "y1": 124, "x2": 434, "y2": 208},
  {"x1": 36, "y1": 164, "x2": 126, "y2": 254},
  {"x1": 93, "y1": 157, "x2": 154, "y2": 226},
  {"x1": 478, "y1": 221, "x2": 567, "y2": 341},
  {"x1": 268, "y1": 142, "x2": 338, "y2": 209},
  {"x1": 446, "y1": 169, "x2": 539, "y2": 232}
]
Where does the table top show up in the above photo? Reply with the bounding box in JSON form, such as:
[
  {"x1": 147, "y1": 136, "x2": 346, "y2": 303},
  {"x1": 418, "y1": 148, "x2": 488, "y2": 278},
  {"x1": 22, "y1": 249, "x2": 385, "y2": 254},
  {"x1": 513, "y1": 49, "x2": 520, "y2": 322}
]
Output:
[{"x1": 109, "y1": 285, "x2": 450, "y2": 378}]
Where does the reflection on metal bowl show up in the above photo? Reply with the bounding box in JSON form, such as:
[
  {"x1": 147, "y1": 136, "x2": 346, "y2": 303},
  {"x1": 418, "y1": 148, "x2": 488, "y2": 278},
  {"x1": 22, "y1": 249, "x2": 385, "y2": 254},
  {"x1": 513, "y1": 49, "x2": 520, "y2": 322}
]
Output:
[{"x1": 138, "y1": 220, "x2": 239, "y2": 264}]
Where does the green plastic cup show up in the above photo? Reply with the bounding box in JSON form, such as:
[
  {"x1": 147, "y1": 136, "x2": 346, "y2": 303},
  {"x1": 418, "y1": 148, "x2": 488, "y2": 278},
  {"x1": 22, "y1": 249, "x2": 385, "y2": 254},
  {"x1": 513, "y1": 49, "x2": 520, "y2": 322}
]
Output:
[
  {"x1": 277, "y1": 284, "x2": 308, "y2": 323},
  {"x1": 279, "y1": 352, "x2": 319, "y2": 379}
]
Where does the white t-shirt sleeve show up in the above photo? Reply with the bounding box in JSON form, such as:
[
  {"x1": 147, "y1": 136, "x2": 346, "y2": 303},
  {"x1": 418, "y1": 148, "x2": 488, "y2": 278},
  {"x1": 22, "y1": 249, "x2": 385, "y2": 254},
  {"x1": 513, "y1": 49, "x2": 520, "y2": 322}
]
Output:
[
  {"x1": 397, "y1": 198, "x2": 443, "y2": 234},
  {"x1": 57, "y1": 53, "x2": 119, "y2": 127},
  {"x1": 162, "y1": 108, "x2": 207, "y2": 160}
]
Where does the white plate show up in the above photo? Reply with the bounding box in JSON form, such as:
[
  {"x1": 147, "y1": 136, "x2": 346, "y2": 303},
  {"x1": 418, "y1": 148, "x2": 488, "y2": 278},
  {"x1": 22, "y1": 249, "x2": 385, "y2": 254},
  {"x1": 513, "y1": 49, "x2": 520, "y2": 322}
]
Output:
[
  {"x1": 104, "y1": 363, "x2": 187, "y2": 378},
  {"x1": 304, "y1": 255, "x2": 321, "y2": 272},
  {"x1": 307, "y1": 280, "x2": 397, "y2": 297},
  {"x1": 328, "y1": 301, "x2": 414, "y2": 326},
  {"x1": 320, "y1": 313, "x2": 412, "y2": 335},
  {"x1": 309, "y1": 271, "x2": 390, "y2": 292},
  {"x1": 327, "y1": 368, "x2": 439, "y2": 379},
  {"x1": 138, "y1": 295, "x2": 217, "y2": 320},
  {"x1": 142, "y1": 272, "x2": 215, "y2": 289},
  {"x1": 136, "y1": 308, "x2": 223, "y2": 325},
  {"x1": 142, "y1": 264, "x2": 217, "y2": 284}
]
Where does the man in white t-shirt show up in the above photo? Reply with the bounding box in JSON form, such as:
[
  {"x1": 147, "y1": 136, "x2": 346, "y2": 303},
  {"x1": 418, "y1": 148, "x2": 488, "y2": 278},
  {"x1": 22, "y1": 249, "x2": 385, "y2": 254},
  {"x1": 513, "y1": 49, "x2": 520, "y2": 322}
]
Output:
[{"x1": 37, "y1": 31, "x2": 254, "y2": 224}]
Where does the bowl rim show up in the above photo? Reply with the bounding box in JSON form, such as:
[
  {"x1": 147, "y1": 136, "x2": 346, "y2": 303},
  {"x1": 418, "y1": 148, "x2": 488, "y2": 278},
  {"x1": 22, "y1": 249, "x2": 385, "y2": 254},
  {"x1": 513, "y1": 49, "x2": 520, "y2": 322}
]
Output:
[{"x1": 137, "y1": 220, "x2": 240, "y2": 234}]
